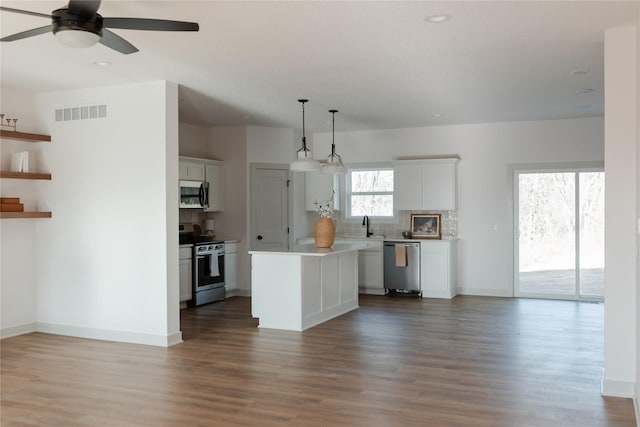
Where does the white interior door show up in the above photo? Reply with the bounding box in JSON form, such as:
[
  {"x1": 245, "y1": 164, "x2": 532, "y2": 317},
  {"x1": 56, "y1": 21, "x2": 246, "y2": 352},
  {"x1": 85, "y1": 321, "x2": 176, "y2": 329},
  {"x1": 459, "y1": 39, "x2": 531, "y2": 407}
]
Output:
[
  {"x1": 514, "y1": 168, "x2": 604, "y2": 300},
  {"x1": 250, "y1": 165, "x2": 289, "y2": 251}
]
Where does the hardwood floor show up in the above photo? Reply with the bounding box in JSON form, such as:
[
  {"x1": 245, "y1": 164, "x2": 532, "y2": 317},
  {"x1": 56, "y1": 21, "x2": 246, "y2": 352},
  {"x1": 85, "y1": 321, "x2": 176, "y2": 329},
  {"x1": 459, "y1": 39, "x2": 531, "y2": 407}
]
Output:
[{"x1": 1, "y1": 295, "x2": 636, "y2": 426}]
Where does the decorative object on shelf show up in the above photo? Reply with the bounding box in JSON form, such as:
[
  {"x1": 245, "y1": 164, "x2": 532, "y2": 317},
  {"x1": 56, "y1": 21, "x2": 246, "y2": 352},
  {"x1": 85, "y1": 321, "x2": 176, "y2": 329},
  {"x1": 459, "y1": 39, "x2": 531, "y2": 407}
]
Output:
[
  {"x1": 313, "y1": 191, "x2": 336, "y2": 248},
  {"x1": 0, "y1": 114, "x2": 18, "y2": 131},
  {"x1": 410, "y1": 213, "x2": 442, "y2": 239},
  {"x1": 290, "y1": 99, "x2": 321, "y2": 172},
  {"x1": 0, "y1": 197, "x2": 24, "y2": 212},
  {"x1": 10, "y1": 151, "x2": 29, "y2": 172},
  {"x1": 321, "y1": 109, "x2": 347, "y2": 175}
]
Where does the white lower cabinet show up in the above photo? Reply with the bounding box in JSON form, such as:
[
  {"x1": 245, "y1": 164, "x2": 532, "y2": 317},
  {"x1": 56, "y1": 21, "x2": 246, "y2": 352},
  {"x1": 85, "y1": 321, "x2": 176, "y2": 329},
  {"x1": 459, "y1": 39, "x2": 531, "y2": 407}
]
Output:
[
  {"x1": 296, "y1": 237, "x2": 383, "y2": 294},
  {"x1": 355, "y1": 243, "x2": 383, "y2": 294},
  {"x1": 224, "y1": 242, "x2": 239, "y2": 292},
  {"x1": 419, "y1": 240, "x2": 457, "y2": 299},
  {"x1": 179, "y1": 246, "x2": 193, "y2": 302}
]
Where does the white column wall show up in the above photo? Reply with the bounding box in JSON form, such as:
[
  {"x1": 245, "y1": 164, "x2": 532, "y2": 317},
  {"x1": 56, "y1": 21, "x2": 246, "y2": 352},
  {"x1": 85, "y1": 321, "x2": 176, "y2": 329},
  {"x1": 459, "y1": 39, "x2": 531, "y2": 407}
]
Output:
[
  {"x1": 636, "y1": 8, "x2": 640, "y2": 421},
  {"x1": 0, "y1": 86, "x2": 42, "y2": 338},
  {"x1": 602, "y1": 26, "x2": 638, "y2": 398},
  {"x1": 34, "y1": 81, "x2": 180, "y2": 346}
]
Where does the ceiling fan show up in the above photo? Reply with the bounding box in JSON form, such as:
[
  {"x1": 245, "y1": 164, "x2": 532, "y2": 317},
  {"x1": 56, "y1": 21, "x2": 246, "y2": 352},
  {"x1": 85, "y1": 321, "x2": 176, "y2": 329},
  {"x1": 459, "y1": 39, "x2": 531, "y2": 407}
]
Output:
[{"x1": 0, "y1": 0, "x2": 199, "y2": 54}]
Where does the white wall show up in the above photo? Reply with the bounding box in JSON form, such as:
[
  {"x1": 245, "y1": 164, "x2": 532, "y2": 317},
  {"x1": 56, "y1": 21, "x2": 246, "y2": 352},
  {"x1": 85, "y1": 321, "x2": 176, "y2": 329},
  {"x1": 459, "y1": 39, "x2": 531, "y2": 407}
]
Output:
[
  {"x1": 247, "y1": 125, "x2": 295, "y2": 163},
  {"x1": 33, "y1": 81, "x2": 180, "y2": 346},
  {"x1": 636, "y1": 8, "x2": 640, "y2": 424},
  {"x1": 602, "y1": 26, "x2": 638, "y2": 399},
  {"x1": 0, "y1": 86, "x2": 42, "y2": 337},
  {"x1": 179, "y1": 122, "x2": 212, "y2": 159},
  {"x1": 313, "y1": 117, "x2": 604, "y2": 296},
  {"x1": 209, "y1": 126, "x2": 251, "y2": 293}
]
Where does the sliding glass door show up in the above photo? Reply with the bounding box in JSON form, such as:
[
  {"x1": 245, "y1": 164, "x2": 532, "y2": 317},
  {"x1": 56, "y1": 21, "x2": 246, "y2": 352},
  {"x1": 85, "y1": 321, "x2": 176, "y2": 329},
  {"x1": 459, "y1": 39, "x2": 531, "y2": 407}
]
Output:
[{"x1": 515, "y1": 169, "x2": 604, "y2": 300}]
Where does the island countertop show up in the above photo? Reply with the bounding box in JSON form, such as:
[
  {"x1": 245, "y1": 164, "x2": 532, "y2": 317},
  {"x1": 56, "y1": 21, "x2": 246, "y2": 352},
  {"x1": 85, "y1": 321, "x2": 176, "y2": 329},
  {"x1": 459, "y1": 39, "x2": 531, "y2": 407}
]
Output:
[{"x1": 249, "y1": 243, "x2": 366, "y2": 257}]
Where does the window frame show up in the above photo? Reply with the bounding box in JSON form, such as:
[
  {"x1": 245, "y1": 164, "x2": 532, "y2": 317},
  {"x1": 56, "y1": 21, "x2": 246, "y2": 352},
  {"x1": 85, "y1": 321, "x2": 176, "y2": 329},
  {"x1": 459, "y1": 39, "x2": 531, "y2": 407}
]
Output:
[{"x1": 344, "y1": 165, "x2": 396, "y2": 222}]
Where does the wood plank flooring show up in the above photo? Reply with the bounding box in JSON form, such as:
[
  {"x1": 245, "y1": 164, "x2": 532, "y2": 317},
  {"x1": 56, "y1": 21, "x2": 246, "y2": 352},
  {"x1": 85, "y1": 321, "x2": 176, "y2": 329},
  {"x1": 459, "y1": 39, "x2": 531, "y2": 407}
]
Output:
[{"x1": 1, "y1": 295, "x2": 636, "y2": 426}]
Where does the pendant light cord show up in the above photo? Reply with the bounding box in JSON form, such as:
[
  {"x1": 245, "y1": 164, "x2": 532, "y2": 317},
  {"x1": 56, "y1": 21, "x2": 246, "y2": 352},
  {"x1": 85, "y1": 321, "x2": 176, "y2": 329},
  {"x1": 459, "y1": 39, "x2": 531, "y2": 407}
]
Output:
[
  {"x1": 299, "y1": 99, "x2": 308, "y2": 151},
  {"x1": 330, "y1": 109, "x2": 338, "y2": 158}
]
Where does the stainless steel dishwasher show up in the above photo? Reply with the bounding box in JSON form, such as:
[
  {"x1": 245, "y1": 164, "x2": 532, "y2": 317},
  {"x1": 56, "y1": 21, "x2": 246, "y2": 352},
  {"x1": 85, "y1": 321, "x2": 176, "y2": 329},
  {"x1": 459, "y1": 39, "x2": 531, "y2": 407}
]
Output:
[{"x1": 383, "y1": 242, "x2": 421, "y2": 295}]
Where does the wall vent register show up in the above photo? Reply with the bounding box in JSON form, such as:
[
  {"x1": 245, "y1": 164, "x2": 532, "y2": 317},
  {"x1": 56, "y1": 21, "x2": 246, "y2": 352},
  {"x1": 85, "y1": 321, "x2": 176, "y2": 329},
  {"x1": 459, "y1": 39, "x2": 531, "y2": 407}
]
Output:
[{"x1": 55, "y1": 105, "x2": 107, "y2": 122}]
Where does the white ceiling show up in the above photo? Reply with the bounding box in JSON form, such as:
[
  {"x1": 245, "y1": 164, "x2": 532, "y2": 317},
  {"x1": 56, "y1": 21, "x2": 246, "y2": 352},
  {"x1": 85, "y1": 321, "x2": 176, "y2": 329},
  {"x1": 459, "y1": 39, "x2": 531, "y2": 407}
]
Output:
[{"x1": 1, "y1": 1, "x2": 638, "y2": 133}]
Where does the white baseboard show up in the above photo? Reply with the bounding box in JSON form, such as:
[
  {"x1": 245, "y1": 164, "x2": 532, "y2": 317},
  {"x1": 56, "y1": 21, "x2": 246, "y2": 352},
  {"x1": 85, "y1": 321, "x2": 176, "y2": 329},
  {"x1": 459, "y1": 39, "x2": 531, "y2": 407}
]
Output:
[
  {"x1": 1, "y1": 322, "x2": 37, "y2": 339},
  {"x1": 634, "y1": 394, "x2": 639, "y2": 427},
  {"x1": 36, "y1": 322, "x2": 181, "y2": 347},
  {"x1": 228, "y1": 289, "x2": 251, "y2": 297},
  {"x1": 601, "y1": 377, "x2": 636, "y2": 398},
  {"x1": 359, "y1": 288, "x2": 385, "y2": 295},
  {"x1": 458, "y1": 287, "x2": 513, "y2": 297}
]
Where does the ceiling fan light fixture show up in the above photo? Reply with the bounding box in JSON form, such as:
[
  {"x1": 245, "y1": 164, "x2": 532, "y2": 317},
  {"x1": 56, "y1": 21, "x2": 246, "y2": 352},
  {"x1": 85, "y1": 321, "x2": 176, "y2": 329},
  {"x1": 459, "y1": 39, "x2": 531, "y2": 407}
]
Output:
[
  {"x1": 291, "y1": 99, "x2": 321, "y2": 172},
  {"x1": 321, "y1": 109, "x2": 347, "y2": 175},
  {"x1": 55, "y1": 28, "x2": 101, "y2": 48}
]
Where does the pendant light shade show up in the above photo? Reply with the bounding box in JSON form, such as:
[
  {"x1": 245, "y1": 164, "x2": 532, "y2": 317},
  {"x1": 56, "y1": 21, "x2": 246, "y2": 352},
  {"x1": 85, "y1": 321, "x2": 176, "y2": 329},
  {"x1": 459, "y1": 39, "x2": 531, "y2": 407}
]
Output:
[
  {"x1": 321, "y1": 109, "x2": 347, "y2": 174},
  {"x1": 290, "y1": 99, "x2": 321, "y2": 172}
]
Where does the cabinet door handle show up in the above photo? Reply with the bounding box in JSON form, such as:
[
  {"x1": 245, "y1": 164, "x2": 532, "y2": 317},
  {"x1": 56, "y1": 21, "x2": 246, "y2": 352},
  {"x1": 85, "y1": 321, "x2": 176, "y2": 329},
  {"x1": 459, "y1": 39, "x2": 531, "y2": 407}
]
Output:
[{"x1": 257, "y1": 235, "x2": 263, "y2": 240}]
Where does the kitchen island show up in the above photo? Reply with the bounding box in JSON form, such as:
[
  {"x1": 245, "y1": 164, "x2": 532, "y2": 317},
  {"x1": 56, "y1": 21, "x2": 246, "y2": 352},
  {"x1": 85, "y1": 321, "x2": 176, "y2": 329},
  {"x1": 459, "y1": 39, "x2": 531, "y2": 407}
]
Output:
[{"x1": 249, "y1": 243, "x2": 363, "y2": 331}]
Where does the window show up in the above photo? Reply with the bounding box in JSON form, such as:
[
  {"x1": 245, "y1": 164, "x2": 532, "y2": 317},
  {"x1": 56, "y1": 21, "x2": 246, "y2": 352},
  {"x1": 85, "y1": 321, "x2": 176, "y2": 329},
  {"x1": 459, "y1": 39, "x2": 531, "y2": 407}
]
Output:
[{"x1": 346, "y1": 168, "x2": 394, "y2": 218}]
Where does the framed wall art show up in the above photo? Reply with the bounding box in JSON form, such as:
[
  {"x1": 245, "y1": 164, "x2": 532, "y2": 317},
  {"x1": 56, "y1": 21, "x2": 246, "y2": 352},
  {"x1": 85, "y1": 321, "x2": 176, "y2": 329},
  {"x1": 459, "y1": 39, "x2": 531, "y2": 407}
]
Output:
[{"x1": 410, "y1": 213, "x2": 441, "y2": 239}]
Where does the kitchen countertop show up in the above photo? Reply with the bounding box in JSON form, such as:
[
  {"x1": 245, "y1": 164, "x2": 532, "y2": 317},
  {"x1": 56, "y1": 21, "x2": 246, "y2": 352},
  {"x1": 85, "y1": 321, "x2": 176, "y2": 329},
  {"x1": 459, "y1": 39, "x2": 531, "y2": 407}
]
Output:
[
  {"x1": 249, "y1": 243, "x2": 366, "y2": 257},
  {"x1": 300, "y1": 235, "x2": 458, "y2": 243}
]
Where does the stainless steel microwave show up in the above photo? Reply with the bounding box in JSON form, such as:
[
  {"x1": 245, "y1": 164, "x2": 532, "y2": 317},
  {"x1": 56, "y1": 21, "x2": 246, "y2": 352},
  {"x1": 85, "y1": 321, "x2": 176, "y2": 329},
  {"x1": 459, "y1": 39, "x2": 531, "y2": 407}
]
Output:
[{"x1": 180, "y1": 180, "x2": 209, "y2": 209}]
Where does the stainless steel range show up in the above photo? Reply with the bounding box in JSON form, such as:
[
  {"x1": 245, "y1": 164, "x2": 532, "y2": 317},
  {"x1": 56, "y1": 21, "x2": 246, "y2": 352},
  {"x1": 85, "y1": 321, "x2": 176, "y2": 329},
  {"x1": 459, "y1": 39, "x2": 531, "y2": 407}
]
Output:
[
  {"x1": 190, "y1": 241, "x2": 225, "y2": 306},
  {"x1": 179, "y1": 224, "x2": 225, "y2": 307}
]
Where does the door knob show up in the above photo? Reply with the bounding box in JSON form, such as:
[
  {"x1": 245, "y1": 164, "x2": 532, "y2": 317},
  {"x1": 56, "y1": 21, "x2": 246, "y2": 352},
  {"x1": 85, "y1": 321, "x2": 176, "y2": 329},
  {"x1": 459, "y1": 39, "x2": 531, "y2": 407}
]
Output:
[{"x1": 257, "y1": 235, "x2": 263, "y2": 240}]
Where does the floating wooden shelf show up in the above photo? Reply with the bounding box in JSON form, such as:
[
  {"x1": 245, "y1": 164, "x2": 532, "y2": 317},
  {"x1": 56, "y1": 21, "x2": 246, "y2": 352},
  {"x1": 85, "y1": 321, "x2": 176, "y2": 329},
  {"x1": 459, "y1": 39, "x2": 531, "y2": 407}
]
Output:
[
  {"x1": 0, "y1": 211, "x2": 51, "y2": 219},
  {"x1": 0, "y1": 129, "x2": 51, "y2": 142},
  {"x1": 0, "y1": 128, "x2": 53, "y2": 219},
  {"x1": 0, "y1": 171, "x2": 51, "y2": 180}
]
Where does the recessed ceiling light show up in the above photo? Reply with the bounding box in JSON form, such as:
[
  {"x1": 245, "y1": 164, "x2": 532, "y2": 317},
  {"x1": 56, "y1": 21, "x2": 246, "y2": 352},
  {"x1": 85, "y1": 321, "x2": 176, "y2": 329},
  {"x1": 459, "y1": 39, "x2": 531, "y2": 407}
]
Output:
[
  {"x1": 425, "y1": 14, "x2": 451, "y2": 23},
  {"x1": 570, "y1": 68, "x2": 590, "y2": 75},
  {"x1": 576, "y1": 88, "x2": 594, "y2": 93},
  {"x1": 92, "y1": 61, "x2": 111, "y2": 67},
  {"x1": 431, "y1": 113, "x2": 443, "y2": 118},
  {"x1": 242, "y1": 115, "x2": 250, "y2": 120},
  {"x1": 576, "y1": 104, "x2": 593, "y2": 109}
]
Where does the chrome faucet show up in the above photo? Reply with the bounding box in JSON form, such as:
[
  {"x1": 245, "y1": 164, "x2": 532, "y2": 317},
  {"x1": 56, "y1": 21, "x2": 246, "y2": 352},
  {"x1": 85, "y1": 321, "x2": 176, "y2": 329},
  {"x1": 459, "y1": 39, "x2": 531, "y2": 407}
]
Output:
[{"x1": 362, "y1": 215, "x2": 374, "y2": 238}]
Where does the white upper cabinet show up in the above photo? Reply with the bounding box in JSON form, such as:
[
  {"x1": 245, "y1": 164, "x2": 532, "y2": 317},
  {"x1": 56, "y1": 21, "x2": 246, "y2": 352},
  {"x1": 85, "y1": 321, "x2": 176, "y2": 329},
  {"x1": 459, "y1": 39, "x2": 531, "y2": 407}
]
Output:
[
  {"x1": 305, "y1": 172, "x2": 340, "y2": 211},
  {"x1": 394, "y1": 158, "x2": 459, "y2": 211},
  {"x1": 179, "y1": 161, "x2": 205, "y2": 181},
  {"x1": 179, "y1": 156, "x2": 224, "y2": 212},
  {"x1": 204, "y1": 163, "x2": 224, "y2": 212}
]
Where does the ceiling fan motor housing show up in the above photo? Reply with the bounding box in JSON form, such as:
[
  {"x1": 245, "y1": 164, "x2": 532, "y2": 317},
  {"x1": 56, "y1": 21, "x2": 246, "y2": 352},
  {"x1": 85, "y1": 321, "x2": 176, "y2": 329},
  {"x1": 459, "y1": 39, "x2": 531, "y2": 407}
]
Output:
[{"x1": 51, "y1": 8, "x2": 103, "y2": 37}]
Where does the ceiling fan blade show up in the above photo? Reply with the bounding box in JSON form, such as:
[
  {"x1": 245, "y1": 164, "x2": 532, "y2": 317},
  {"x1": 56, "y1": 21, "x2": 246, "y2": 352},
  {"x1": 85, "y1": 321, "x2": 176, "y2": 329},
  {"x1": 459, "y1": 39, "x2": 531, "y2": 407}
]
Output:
[
  {"x1": 99, "y1": 29, "x2": 138, "y2": 54},
  {"x1": 0, "y1": 6, "x2": 51, "y2": 19},
  {"x1": 67, "y1": 0, "x2": 101, "y2": 17},
  {"x1": 103, "y1": 17, "x2": 199, "y2": 32},
  {"x1": 0, "y1": 25, "x2": 52, "y2": 42}
]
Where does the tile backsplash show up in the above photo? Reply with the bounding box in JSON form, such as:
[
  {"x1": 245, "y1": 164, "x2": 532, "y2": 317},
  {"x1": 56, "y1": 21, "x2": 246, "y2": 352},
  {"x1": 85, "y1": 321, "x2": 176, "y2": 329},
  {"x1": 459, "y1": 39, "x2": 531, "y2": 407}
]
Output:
[{"x1": 333, "y1": 210, "x2": 458, "y2": 239}]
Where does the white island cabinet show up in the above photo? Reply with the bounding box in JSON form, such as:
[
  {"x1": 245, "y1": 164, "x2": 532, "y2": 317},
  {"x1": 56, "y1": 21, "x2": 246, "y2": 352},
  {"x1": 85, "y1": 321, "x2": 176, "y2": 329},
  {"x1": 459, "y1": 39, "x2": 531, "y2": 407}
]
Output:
[{"x1": 249, "y1": 244, "x2": 362, "y2": 331}]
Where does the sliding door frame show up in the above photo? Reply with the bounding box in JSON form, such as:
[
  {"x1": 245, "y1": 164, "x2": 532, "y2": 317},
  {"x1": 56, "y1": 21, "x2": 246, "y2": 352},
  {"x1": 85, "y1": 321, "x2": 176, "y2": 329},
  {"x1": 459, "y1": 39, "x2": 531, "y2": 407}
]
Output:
[{"x1": 509, "y1": 162, "x2": 604, "y2": 301}]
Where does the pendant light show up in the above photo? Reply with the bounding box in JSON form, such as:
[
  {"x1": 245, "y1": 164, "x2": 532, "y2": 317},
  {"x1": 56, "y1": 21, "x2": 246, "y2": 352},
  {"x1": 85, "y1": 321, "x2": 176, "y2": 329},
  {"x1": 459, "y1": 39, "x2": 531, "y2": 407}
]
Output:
[
  {"x1": 321, "y1": 109, "x2": 347, "y2": 174},
  {"x1": 290, "y1": 99, "x2": 321, "y2": 172}
]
